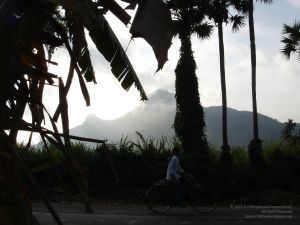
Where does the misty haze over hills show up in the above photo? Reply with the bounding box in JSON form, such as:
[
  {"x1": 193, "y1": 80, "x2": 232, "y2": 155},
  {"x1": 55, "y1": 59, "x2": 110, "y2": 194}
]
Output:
[{"x1": 70, "y1": 89, "x2": 293, "y2": 147}]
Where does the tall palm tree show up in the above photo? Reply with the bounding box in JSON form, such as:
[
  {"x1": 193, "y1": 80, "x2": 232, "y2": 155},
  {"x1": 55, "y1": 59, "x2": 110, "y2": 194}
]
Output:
[
  {"x1": 207, "y1": 0, "x2": 245, "y2": 164},
  {"x1": 0, "y1": 0, "x2": 164, "y2": 224},
  {"x1": 281, "y1": 20, "x2": 300, "y2": 60},
  {"x1": 166, "y1": 0, "x2": 213, "y2": 155},
  {"x1": 239, "y1": 0, "x2": 273, "y2": 167}
]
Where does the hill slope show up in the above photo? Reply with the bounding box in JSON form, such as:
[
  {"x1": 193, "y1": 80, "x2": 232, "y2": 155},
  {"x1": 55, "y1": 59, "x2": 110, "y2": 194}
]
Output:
[{"x1": 70, "y1": 89, "x2": 291, "y2": 147}]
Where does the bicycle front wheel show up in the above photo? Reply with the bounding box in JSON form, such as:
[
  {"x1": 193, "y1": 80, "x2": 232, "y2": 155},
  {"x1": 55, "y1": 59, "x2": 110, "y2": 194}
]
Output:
[
  {"x1": 145, "y1": 184, "x2": 171, "y2": 214},
  {"x1": 190, "y1": 185, "x2": 217, "y2": 214}
]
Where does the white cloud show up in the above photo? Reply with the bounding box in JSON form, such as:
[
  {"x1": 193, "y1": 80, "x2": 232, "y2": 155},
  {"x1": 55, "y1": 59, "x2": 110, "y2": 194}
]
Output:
[{"x1": 287, "y1": 0, "x2": 300, "y2": 8}]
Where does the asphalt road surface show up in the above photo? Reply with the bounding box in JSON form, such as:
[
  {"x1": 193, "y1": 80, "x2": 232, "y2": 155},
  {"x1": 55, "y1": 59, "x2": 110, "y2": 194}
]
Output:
[{"x1": 33, "y1": 202, "x2": 300, "y2": 225}]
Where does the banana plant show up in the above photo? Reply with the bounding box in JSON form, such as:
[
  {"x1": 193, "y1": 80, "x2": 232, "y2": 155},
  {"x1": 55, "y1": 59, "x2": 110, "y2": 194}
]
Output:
[{"x1": 0, "y1": 0, "x2": 172, "y2": 224}]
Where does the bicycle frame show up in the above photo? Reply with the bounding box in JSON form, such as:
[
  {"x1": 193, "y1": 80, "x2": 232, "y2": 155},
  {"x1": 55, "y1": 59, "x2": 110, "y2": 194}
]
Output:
[{"x1": 145, "y1": 174, "x2": 217, "y2": 214}]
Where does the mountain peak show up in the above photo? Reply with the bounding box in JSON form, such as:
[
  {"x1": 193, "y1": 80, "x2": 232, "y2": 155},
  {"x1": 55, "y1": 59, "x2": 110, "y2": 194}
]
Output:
[
  {"x1": 143, "y1": 89, "x2": 174, "y2": 106},
  {"x1": 86, "y1": 114, "x2": 98, "y2": 120}
]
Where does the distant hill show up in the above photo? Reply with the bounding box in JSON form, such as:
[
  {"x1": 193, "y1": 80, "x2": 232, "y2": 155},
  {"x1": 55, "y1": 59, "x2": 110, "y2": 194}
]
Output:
[
  {"x1": 70, "y1": 89, "x2": 296, "y2": 147},
  {"x1": 205, "y1": 107, "x2": 284, "y2": 147}
]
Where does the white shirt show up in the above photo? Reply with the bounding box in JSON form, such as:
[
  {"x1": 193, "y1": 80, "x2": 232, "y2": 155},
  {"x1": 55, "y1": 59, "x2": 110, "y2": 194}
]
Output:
[{"x1": 166, "y1": 155, "x2": 184, "y2": 181}]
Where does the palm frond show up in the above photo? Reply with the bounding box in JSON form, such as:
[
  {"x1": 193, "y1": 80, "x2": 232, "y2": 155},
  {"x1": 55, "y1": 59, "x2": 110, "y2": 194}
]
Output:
[
  {"x1": 280, "y1": 37, "x2": 296, "y2": 60},
  {"x1": 282, "y1": 21, "x2": 300, "y2": 38},
  {"x1": 281, "y1": 21, "x2": 300, "y2": 60},
  {"x1": 192, "y1": 22, "x2": 214, "y2": 40},
  {"x1": 280, "y1": 46, "x2": 293, "y2": 60},
  {"x1": 239, "y1": 0, "x2": 251, "y2": 15},
  {"x1": 230, "y1": 14, "x2": 246, "y2": 32}
]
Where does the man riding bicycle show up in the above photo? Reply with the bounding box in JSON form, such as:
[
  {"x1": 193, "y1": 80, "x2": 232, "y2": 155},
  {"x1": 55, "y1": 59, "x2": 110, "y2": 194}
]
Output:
[{"x1": 166, "y1": 147, "x2": 186, "y2": 206}]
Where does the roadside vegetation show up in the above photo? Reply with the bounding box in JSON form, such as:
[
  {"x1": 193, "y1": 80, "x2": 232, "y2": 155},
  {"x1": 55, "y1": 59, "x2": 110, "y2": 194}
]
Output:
[{"x1": 18, "y1": 132, "x2": 300, "y2": 205}]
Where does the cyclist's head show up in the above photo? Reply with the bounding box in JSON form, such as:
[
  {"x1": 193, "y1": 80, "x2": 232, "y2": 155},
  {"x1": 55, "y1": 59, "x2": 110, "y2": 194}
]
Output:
[{"x1": 172, "y1": 147, "x2": 181, "y2": 156}]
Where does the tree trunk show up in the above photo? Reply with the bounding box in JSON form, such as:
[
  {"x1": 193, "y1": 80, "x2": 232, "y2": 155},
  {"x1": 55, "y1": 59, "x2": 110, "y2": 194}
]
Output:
[
  {"x1": 174, "y1": 25, "x2": 208, "y2": 155},
  {"x1": 217, "y1": 22, "x2": 229, "y2": 151},
  {"x1": 249, "y1": 0, "x2": 259, "y2": 140},
  {"x1": 217, "y1": 21, "x2": 231, "y2": 166},
  {"x1": 248, "y1": 0, "x2": 263, "y2": 167}
]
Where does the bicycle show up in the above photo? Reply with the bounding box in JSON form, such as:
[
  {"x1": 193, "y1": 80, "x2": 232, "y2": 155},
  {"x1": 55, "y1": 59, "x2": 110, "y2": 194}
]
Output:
[{"x1": 145, "y1": 174, "x2": 217, "y2": 214}]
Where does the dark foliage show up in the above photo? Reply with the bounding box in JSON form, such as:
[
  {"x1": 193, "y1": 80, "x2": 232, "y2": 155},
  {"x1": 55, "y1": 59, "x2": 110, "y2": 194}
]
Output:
[
  {"x1": 18, "y1": 141, "x2": 300, "y2": 204},
  {"x1": 174, "y1": 33, "x2": 208, "y2": 155},
  {"x1": 166, "y1": 0, "x2": 212, "y2": 155}
]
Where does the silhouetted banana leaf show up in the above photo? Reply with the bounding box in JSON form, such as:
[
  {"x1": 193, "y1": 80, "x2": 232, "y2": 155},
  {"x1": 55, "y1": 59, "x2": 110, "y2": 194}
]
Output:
[
  {"x1": 45, "y1": 113, "x2": 62, "y2": 143},
  {"x1": 20, "y1": 65, "x2": 57, "y2": 83},
  {"x1": 16, "y1": 40, "x2": 56, "y2": 85},
  {"x1": 27, "y1": 80, "x2": 46, "y2": 126},
  {"x1": 47, "y1": 0, "x2": 131, "y2": 25},
  {"x1": 1, "y1": 1, "x2": 152, "y2": 224},
  {"x1": 72, "y1": 19, "x2": 95, "y2": 83},
  {"x1": 44, "y1": 0, "x2": 147, "y2": 103},
  {"x1": 47, "y1": 15, "x2": 92, "y2": 107},
  {"x1": 58, "y1": 78, "x2": 69, "y2": 136},
  {"x1": 76, "y1": 67, "x2": 91, "y2": 105},
  {"x1": 89, "y1": 14, "x2": 147, "y2": 100},
  {"x1": 65, "y1": 60, "x2": 75, "y2": 92},
  {"x1": 53, "y1": 59, "x2": 74, "y2": 122},
  {"x1": 99, "y1": 0, "x2": 131, "y2": 25}
]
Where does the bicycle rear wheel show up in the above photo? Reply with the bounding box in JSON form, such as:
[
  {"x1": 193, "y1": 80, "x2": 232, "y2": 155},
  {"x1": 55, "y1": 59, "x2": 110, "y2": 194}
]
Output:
[
  {"x1": 145, "y1": 184, "x2": 171, "y2": 214},
  {"x1": 190, "y1": 184, "x2": 217, "y2": 213}
]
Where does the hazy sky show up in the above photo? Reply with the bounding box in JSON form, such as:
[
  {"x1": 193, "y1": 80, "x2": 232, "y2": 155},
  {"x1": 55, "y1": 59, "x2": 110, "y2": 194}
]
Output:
[{"x1": 18, "y1": 0, "x2": 300, "y2": 143}]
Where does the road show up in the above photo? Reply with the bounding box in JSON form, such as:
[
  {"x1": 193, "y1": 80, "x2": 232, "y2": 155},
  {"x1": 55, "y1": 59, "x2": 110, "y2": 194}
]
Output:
[{"x1": 33, "y1": 202, "x2": 300, "y2": 225}]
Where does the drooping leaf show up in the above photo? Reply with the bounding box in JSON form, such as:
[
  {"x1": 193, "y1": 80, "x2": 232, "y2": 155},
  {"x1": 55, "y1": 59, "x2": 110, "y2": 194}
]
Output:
[
  {"x1": 121, "y1": 0, "x2": 138, "y2": 10},
  {"x1": 53, "y1": 59, "x2": 75, "y2": 121},
  {"x1": 41, "y1": 102, "x2": 62, "y2": 143},
  {"x1": 44, "y1": 0, "x2": 147, "y2": 100},
  {"x1": 46, "y1": 15, "x2": 92, "y2": 106},
  {"x1": 20, "y1": 64, "x2": 57, "y2": 84},
  {"x1": 130, "y1": 0, "x2": 174, "y2": 72},
  {"x1": 89, "y1": 15, "x2": 147, "y2": 100},
  {"x1": 26, "y1": 132, "x2": 33, "y2": 149},
  {"x1": 76, "y1": 68, "x2": 91, "y2": 106},
  {"x1": 58, "y1": 78, "x2": 69, "y2": 136},
  {"x1": 72, "y1": 20, "x2": 96, "y2": 83},
  {"x1": 99, "y1": 0, "x2": 131, "y2": 25}
]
